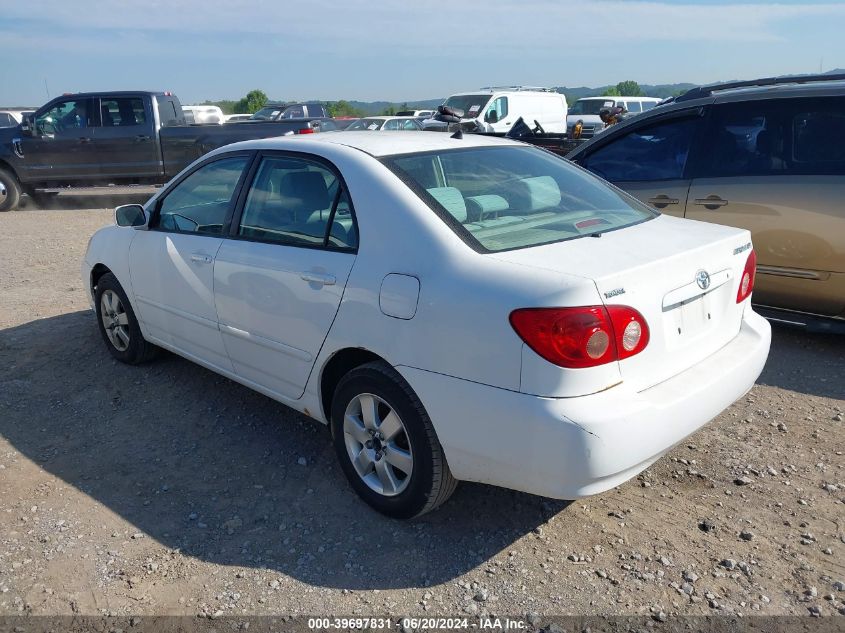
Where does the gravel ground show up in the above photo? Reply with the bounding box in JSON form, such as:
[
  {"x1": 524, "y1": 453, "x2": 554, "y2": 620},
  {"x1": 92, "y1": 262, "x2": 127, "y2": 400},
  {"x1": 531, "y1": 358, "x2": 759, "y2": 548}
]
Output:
[{"x1": 0, "y1": 198, "x2": 843, "y2": 621}]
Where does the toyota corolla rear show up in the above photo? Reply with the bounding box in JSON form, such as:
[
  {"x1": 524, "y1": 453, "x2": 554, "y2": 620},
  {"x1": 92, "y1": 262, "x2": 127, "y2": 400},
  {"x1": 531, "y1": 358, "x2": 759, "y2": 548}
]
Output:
[{"x1": 382, "y1": 142, "x2": 771, "y2": 499}]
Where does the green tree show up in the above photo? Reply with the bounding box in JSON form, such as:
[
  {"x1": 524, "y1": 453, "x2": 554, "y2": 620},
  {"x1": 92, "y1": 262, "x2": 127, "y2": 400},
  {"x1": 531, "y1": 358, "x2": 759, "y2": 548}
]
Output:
[
  {"x1": 615, "y1": 80, "x2": 643, "y2": 96},
  {"x1": 234, "y1": 89, "x2": 269, "y2": 114},
  {"x1": 602, "y1": 86, "x2": 621, "y2": 96},
  {"x1": 382, "y1": 105, "x2": 397, "y2": 116},
  {"x1": 327, "y1": 100, "x2": 365, "y2": 118}
]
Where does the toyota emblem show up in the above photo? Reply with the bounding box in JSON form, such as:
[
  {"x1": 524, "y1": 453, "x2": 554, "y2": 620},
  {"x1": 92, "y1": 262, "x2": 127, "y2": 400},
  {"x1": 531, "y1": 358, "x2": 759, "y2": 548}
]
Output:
[{"x1": 695, "y1": 270, "x2": 711, "y2": 290}]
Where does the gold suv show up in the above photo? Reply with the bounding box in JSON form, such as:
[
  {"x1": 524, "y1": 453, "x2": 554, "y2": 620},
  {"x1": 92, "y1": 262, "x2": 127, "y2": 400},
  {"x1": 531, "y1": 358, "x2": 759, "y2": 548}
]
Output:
[{"x1": 568, "y1": 74, "x2": 845, "y2": 331}]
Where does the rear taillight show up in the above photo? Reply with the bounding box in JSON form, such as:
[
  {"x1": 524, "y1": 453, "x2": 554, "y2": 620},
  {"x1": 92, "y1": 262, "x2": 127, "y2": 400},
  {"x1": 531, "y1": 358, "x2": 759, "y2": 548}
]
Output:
[
  {"x1": 296, "y1": 127, "x2": 315, "y2": 134},
  {"x1": 736, "y1": 249, "x2": 757, "y2": 303},
  {"x1": 509, "y1": 305, "x2": 649, "y2": 369}
]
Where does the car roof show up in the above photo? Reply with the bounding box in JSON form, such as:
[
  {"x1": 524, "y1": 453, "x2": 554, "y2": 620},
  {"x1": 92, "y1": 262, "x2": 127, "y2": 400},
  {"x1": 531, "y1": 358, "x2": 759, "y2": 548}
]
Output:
[
  {"x1": 568, "y1": 76, "x2": 845, "y2": 158},
  {"x1": 220, "y1": 131, "x2": 517, "y2": 158},
  {"x1": 576, "y1": 96, "x2": 660, "y2": 101}
]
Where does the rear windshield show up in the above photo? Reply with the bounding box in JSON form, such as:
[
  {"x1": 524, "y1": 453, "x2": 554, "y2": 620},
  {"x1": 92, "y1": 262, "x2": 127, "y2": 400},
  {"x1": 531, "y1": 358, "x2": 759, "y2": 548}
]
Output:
[{"x1": 383, "y1": 146, "x2": 655, "y2": 253}]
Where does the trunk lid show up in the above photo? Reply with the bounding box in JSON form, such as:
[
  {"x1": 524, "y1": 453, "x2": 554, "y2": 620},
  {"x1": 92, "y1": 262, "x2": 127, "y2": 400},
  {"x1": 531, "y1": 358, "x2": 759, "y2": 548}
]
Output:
[{"x1": 492, "y1": 215, "x2": 754, "y2": 393}]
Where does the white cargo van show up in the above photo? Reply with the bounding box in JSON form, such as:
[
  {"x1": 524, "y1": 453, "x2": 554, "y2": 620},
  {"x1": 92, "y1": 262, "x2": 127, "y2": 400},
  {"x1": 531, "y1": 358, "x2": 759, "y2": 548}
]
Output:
[
  {"x1": 566, "y1": 96, "x2": 661, "y2": 138},
  {"x1": 423, "y1": 87, "x2": 568, "y2": 133}
]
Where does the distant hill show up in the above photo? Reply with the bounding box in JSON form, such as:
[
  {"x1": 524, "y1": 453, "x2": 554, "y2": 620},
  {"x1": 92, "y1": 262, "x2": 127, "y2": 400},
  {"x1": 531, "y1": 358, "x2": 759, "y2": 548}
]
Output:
[{"x1": 207, "y1": 70, "x2": 845, "y2": 116}]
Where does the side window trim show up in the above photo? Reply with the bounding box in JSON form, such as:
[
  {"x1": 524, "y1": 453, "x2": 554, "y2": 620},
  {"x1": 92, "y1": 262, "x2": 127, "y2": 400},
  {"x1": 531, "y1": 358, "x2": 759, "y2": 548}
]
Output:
[
  {"x1": 579, "y1": 107, "x2": 706, "y2": 182},
  {"x1": 149, "y1": 151, "x2": 256, "y2": 234},
  {"x1": 228, "y1": 149, "x2": 359, "y2": 253}
]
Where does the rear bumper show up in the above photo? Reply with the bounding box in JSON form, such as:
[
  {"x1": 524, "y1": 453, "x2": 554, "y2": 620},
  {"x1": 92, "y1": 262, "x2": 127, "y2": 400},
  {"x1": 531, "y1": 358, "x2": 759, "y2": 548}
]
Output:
[{"x1": 397, "y1": 309, "x2": 771, "y2": 499}]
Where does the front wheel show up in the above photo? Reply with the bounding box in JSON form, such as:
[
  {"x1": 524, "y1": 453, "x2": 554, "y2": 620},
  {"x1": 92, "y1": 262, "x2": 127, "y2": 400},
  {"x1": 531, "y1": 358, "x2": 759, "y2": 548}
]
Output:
[
  {"x1": 94, "y1": 273, "x2": 158, "y2": 364},
  {"x1": 0, "y1": 169, "x2": 21, "y2": 212},
  {"x1": 331, "y1": 362, "x2": 457, "y2": 519}
]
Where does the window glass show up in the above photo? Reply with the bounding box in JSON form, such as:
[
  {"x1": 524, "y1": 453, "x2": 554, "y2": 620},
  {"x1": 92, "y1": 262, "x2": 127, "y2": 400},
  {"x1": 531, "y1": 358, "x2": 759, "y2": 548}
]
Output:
[
  {"x1": 238, "y1": 156, "x2": 357, "y2": 249},
  {"x1": 384, "y1": 146, "x2": 655, "y2": 252},
  {"x1": 157, "y1": 99, "x2": 180, "y2": 127},
  {"x1": 0, "y1": 113, "x2": 15, "y2": 127},
  {"x1": 642, "y1": 101, "x2": 657, "y2": 111},
  {"x1": 100, "y1": 98, "x2": 146, "y2": 127},
  {"x1": 36, "y1": 99, "x2": 92, "y2": 135},
  {"x1": 402, "y1": 119, "x2": 421, "y2": 130},
  {"x1": 488, "y1": 96, "x2": 508, "y2": 121},
  {"x1": 442, "y1": 94, "x2": 492, "y2": 119},
  {"x1": 792, "y1": 107, "x2": 845, "y2": 174},
  {"x1": 627, "y1": 101, "x2": 642, "y2": 113},
  {"x1": 569, "y1": 99, "x2": 614, "y2": 115},
  {"x1": 583, "y1": 117, "x2": 699, "y2": 181},
  {"x1": 156, "y1": 157, "x2": 248, "y2": 234},
  {"x1": 697, "y1": 101, "x2": 776, "y2": 177},
  {"x1": 382, "y1": 119, "x2": 401, "y2": 131}
]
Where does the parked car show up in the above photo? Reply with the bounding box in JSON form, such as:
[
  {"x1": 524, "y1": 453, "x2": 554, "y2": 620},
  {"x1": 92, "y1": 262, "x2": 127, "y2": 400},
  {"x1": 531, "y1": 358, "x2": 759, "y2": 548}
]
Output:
[
  {"x1": 567, "y1": 73, "x2": 845, "y2": 330},
  {"x1": 0, "y1": 110, "x2": 32, "y2": 127},
  {"x1": 423, "y1": 87, "x2": 568, "y2": 133},
  {"x1": 396, "y1": 109, "x2": 436, "y2": 119},
  {"x1": 344, "y1": 117, "x2": 423, "y2": 131},
  {"x1": 82, "y1": 132, "x2": 770, "y2": 518},
  {"x1": 0, "y1": 91, "x2": 336, "y2": 211},
  {"x1": 182, "y1": 105, "x2": 225, "y2": 125},
  {"x1": 249, "y1": 102, "x2": 329, "y2": 121},
  {"x1": 567, "y1": 96, "x2": 661, "y2": 139}
]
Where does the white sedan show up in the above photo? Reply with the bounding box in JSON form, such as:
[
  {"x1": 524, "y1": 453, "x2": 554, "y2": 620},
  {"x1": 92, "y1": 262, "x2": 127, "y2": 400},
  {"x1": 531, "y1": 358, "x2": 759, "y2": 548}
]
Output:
[{"x1": 82, "y1": 132, "x2": 771, "y2": 518}]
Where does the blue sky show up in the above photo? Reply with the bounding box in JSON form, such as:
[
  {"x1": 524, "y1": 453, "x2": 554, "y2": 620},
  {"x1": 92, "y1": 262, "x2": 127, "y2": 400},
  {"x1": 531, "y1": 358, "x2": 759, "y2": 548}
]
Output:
[{"x1": 0, "y1": 0, "x2": 843, "y2": 106}]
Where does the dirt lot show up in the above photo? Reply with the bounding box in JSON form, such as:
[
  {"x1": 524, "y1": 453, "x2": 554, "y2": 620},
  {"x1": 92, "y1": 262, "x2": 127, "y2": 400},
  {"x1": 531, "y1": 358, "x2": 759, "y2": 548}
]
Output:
[{"x1": 0, "y1": 198, "x2": 843, "y2": 622}]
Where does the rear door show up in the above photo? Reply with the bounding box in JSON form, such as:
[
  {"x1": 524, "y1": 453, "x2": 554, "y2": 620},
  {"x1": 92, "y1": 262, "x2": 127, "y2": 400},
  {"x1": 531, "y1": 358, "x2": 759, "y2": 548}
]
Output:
[
  {"x1": 686, "y1": 97, "x2": 845, "y2": 316},
  {"x1": 213, "y1": 152, "x2": 358, "y2": 400},
  {"x1": 129, "y1": 153, "x2": 252, "y2": 370},
  {"x1": 93, "y1": 96, "x2": 160, "y2": 179},
  {"x1": 578, "y1": 110, "x2": 705, "y2": 218}
]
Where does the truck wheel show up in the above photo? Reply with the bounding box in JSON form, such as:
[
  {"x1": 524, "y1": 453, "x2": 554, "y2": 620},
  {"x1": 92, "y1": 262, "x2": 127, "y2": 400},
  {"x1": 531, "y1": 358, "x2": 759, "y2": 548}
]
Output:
[{"x1": 0, "y1": 169, "x2": 21, "y2": 212}]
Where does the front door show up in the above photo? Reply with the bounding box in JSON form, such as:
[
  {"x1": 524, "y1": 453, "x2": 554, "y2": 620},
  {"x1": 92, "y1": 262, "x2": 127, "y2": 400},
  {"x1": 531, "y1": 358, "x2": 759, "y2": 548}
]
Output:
[
  {"x1": 214, "y1": 153, "x2": 358, "y2": 400},
  {"x1": 686, "y1": 97, "x2": 845, "y2": 316},
  {"x1": 129, "y1": 154, "x2": 251, "y2": 371},
  {"x1": 20, "y1": 97, "x2": 99, "y2": 181}
]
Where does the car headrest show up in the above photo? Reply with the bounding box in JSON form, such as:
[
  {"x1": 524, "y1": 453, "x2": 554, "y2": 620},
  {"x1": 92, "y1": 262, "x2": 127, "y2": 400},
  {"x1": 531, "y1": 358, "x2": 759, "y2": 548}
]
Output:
[
  {"x1": 426, "y1": 186, "x2": 467, "y2": 223},
  {"x1": 278, "y1": 171, "x2": 330, "y2": 211}
]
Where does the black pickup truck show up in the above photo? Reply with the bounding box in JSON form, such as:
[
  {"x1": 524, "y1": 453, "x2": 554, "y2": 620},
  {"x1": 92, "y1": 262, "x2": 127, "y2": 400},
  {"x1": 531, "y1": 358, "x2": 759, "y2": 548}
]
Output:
[{"x1": 0, "y1": 91, "x2": 337, "y2": 211}]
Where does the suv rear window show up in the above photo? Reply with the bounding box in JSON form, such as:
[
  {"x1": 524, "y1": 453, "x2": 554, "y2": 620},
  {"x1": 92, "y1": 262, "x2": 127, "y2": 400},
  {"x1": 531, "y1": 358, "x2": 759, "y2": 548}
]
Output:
[{"x1": 384, "y1": 146, "x2": 655, "y2": 253}]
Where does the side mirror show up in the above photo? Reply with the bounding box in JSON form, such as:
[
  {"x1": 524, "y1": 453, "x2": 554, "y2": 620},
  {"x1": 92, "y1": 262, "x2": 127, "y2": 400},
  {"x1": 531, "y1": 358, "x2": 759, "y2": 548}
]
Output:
[
  {"x1": 115, "y1": 204, "x2": 147, "y2": 227},
  {"x1": 485, "y1": 110, "x2": 499, "y2": 124},
  {"x1": 20, "y1": 115, "x2": 34, "y2": 136}
]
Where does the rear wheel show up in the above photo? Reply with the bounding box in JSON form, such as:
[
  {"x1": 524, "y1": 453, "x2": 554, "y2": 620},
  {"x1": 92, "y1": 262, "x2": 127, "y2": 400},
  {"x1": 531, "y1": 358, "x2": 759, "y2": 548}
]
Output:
[
  {"x1": 94, "y1": 273, "x2": 158, "y2": 364},
  {"x1": 331, "y1": 362, "x2": 457, "y2": 519},
  {"x1": 0, "y1": 169, "x2": 21, "y2": 212}
]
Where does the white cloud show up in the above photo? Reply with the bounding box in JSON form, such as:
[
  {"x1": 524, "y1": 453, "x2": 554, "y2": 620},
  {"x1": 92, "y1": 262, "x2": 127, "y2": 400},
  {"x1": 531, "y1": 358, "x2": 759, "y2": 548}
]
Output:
[{"x1": 4, "y1": 0, "x2": 845, "y2": 52}]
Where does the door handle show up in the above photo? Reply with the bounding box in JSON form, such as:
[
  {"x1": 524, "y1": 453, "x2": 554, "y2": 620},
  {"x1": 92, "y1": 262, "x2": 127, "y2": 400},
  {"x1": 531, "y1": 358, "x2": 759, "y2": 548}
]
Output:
[
  {"x1": 694, "y1": 196, "x2": 728, "y2": 209},
  {"x1": 78, "y1": 137, "x2": 93, "y2": 144},
  {"x1": 135, "y1": 135, "x2": 151, "y2": 142},
  {"x1": 300, "y1": 271, "x2": 336, "y2": 286},
  {"x1": 190, "y1": 253, "x2": 213, "y2": 264},
  {"x1": 647, "y1": 195, "x2": 680, "y2": 208}
]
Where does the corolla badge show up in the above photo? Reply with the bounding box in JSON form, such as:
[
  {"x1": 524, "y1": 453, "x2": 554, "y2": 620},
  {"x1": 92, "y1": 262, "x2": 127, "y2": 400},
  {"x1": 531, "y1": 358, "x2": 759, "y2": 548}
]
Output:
[{"x1": 695, "y1": 269, "x2": 711, "y2": 290}]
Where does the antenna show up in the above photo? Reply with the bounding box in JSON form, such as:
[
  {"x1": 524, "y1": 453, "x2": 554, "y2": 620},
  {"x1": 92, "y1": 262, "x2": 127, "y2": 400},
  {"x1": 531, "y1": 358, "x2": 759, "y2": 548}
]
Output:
[{"x1": 44, "y1": 78, "x2": 51, "y2": 100}]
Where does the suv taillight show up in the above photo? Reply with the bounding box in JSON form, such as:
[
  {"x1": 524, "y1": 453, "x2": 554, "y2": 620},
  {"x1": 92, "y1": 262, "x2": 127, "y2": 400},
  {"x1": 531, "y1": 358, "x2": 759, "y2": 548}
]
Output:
[
  {"x1": 296, "y1": 127, "x2": 315, "y2": 134},
  {"x1": 736, "y1": 249, "x2": 757, "y2": 303},
  {"x1": 509, "y1": 305, "x2": 649, "y2": 369}
]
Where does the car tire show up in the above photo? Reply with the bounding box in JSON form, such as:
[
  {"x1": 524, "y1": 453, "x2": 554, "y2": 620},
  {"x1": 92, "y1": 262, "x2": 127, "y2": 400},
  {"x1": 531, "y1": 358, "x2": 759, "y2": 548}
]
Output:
[
  {"x1": 94, "y1": 272, "x2": 158, "y2": 364},
  {"x1": 331, "y1": 361, "x2": 457, "y2": 519},
  {"x1": 0, "y1": 169, "x2": 21, "y2": 212}
]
